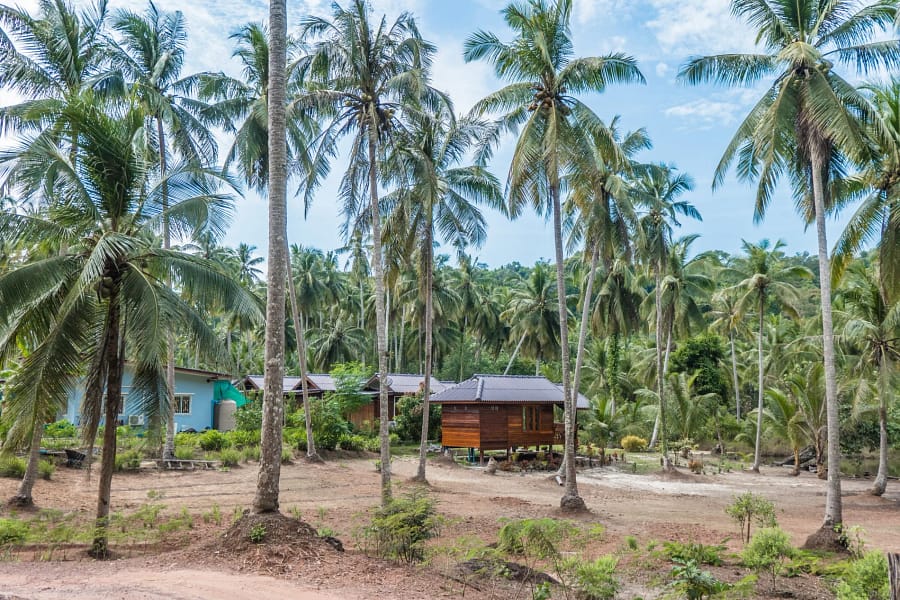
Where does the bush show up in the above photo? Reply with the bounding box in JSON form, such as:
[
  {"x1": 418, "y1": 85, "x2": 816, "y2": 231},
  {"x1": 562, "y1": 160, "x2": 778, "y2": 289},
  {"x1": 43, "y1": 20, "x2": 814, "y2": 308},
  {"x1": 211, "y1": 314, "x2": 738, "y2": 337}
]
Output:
[
  {"x1": 0, "y1": 456, "x2": 26, "y2": 478},
  {"x1": 38, "y1": 459, "x2": 55, "y2": 480},
  {"x1": 358, "y1": 489, "x2": 441, "y2": 563},
  {"x1": 726, "y1": 492, "x2": 777, "y2": 544},
  {"x1": 620, "y1": 435, "x2": 648, "y2": 452},
  {"x1": 670, "y1": 558, "x2": 729, "y2": 600},
  {"x1": 44, "y1": 420, "x2": 76, "y2": 438},
  {"x1": 218, "y1": 448, "x2": 241, "y2": 467},
  {"x1": 287, "y1": 397, "x2": 351, "y2": 451},
  {"x1": 281, "y1": 448, "x2": 293, "y2": 464},
  {"x1": 198, "y1": 429, "x2": 229, "y2": 452},
  {"x1": 115, "y1": 450, "x2": 142, "y2": 472},
  {"x1": 0, "y1": 518, "x2": 28, "y2": 546},
  {"x1": 338, "y1": 433, "x2": 367, "y2": 451},
  {"x1": 835, "y1": 551, "x2": 889, "y2": 600},
  {"x1": 663, "y1": 541, "x2": 724, "y2": 566},
  {"x1": 226, "y1": 429, "x2": 260, "y2": 448},
  {"x1": 742, "y1": 527, "x2": 794, "y2": 592},
  {"x1": 563, "y1": 555, "x2": 619, "y2": 600},
  {"x1": 235, "y1": 399, "x2": 262, "y2": 432},
  {"x1": 393, "y1": 393, "x2": 441, "y2": 444},
  {"x1": 174, "y1": 446, "x2": 195, "y2": 460},
  {"x1": 498, "y1": 518, "x2": 578, "y2": 558},
  {"x1": 241, "y1": 446, "x2": 261, "y2": 462}
]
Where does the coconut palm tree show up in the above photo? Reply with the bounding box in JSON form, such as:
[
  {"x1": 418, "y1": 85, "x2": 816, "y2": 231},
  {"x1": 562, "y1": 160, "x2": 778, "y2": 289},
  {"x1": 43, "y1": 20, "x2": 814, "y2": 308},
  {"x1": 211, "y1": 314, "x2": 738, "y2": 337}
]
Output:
[
  {"x1": 834, "y1": 77, "x2": 900, "y2": 304},
  {"x1": 679, "y1": 0, "x2": 900, "y2": 539},
  {"x1": 381, "y1": 102, "x2": 502, "y2": 481},
  {"x1": 839, "y1": 263, "x2": 899, "y2": 495},
  {"x1": 709, "y1": 290, "x2": 751, "y2": 420},
  {"x1": 727, "y1": 239, "x2": 811, "y2": 472},
  {"x1": 633, "y1": 164, "x2": 700, "y2": 465},
  {"x1": 0, "y1": 97, "x2": 253, "y2": 551},
  {"x1": 108, "y1": 1, "x2": 220, "y2": 461},
  {"x1": 230, "y1": 242, "x2": 264, "y2": 288},
  {"x1": 465, "y1": 0, "x2": 644, "y2": 511},
  {"x1": 299, "y1": 0, "x2": 436, "y2": 504},
  {"x1": 253, "y1": 0, "x2": 288, "y2": 514},
  {"x1": 501, "y1": 262, "x2": 561, "y2": 376},
  {"x1": 761, "y1": 388, "x2": 805, "y2": 476}
]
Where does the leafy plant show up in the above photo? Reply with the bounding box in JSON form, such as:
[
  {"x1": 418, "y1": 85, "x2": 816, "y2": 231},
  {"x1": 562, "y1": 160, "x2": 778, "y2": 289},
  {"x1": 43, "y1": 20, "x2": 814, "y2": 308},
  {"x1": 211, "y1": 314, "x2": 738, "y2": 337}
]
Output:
[
  {"x1": 38, "y1": 459, "x2": 55, "y2": 480},
  {"x1": 198, "y1": 430, "x2": 229, "y2": 452},
  {"x1": 249, "y1": 523, "x2": 266, "y2": 543},
  {"x1": 218, "y1": 448, "x2": 241, "y2": 467},
  {"x1": 0, "y1": 456, "x2": 26, "y2": 478},
  {"x1": 670, "y1": 558, "x2": 728, "y2": 600},
  {"x1": 620, "y1": 435, "x2": 648, "y2": 452},
  {"x1": 241, "y1": 446, "x2": 261, "y2": 462},
  {"x1": 725, "y1": 492, "x2": 776, "y2": 543},
  {"x1": 562, "y1": 555, "x2": 619, "y2": 600},
  {"x1": 742, "y1": 527, "x2": 794, "y2": 592},
  {"x1": 835, "y1": 551, "x2": 889, "y2": 600},
  {"x1": 663, "y1": 541, "x2": 725, "y2": 566},
  {"x1": 357, "y1": 489, "x2": 441, "y2": 563},
  {"x1": 0, "y1": 518, "x2": 28, "y2": 546},
  {"x1": 114, "y1": 450, "x2": 142, "y2": 472},
  {"x1": 174, "y1": 446, "x2": 194, "y2": 460},
  {"x1": 44, "y1": 420, "x2": 77, "y2": 438},
  {"x1": 202, "y1": 504, "x2": 222, "y2": 526}
]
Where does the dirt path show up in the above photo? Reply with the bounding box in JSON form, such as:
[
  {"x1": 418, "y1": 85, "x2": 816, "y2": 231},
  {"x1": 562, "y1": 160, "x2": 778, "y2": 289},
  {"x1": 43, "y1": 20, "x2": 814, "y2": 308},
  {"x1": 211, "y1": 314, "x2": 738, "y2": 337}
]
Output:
[{"x1": 0, "y1": 454, "x2": 898, "y2": 599}]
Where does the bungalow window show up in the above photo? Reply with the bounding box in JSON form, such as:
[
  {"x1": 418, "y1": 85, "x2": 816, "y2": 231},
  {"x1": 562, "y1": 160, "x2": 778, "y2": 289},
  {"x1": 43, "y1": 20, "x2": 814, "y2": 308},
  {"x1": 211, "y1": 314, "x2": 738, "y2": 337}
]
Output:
[
  {"x1": 174, "y1": 394, "x2": 192, "y2": 415},
  {"x1": 522, "y1": 406, "x2": 539, "y2": 432}
]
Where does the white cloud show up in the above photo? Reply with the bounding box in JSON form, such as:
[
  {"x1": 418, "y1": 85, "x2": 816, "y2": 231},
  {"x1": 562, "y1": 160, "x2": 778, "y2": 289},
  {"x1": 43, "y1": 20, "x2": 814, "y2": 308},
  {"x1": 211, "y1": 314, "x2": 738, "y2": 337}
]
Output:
[
  {"x1": 645, "y1": 0, "x2": 756, "y2": 56},
  {"x1": 655, "y1": 61, "x2": 670, "y2": 78},
  {"x1": 430, "y1": 36, "x2": 495, "y2": 114},
  {"x1": 664, "y1": 98, "x2": 740, "y2": 128}
]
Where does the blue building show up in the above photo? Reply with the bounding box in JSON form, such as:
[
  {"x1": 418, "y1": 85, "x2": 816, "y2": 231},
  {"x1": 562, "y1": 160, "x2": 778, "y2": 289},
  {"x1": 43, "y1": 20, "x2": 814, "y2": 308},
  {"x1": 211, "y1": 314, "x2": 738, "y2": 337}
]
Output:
[{"x1": 64, "y1": 365, "x2": 235, "y2": 432}]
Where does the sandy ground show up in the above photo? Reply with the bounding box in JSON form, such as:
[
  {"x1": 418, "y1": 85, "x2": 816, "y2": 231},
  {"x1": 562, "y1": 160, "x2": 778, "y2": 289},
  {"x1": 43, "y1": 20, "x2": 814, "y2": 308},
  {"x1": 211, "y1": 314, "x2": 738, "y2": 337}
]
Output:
[{"x1": 0, "y1": 453, "x2": 897, "y2": 599}]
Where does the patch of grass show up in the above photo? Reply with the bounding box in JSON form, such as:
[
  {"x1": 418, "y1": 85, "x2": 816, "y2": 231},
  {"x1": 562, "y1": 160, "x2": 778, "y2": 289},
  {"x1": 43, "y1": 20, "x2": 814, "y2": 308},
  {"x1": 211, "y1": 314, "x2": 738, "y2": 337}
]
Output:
[
  {"x1": 114, "y1": 450, "x2": 142, "y2": 472},
  {"x1": 217, "y1": 448, "x2": 241, "y2": 467},
  {"x1": 0, "y1": 518, "x2": 28, "y2": 546},
  {"x1": 174, "y1": 446, "x2": 195, "y2": 460},
  {"x1": 0, "y1": 456, "x2": 26, "y2": 479},
  {"x1": 38, "y1": 459, "x2": 55, "y2": 480},
  {"x1": 202, "y1": 504, "x2": 222, "y2": 526},
  {"x1": 281, "y1": 448, "x2": 293, "y2": 464}
]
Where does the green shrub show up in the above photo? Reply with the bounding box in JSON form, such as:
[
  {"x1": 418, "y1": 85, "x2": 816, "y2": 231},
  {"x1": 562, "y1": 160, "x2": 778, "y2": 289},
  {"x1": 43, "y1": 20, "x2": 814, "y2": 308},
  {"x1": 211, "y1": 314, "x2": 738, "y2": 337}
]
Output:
[
  {"x1": 742, "y1": 527, "x2": 794, "y2": 592},
  {"x1": 281, "y1": 448, "x2": 293, "y2": 464},
  {"x1": 338, "y1": 433, "x2": 368, "y2": 451},
  {"x1": 726, "y1": 492, "x2": 777, "y2": 544},
  {"x1": 235, "y1": 399, "x2": 262, "y2": 432},
  {"x1": 38, "y1": 459, "x2": 55, "y2": 480},
  {"x1": 620, "y1": 435, "x2": 648, "y2": 452},
  {"x1": 670, "y1": 558, "x2": 729, "y2": 600},
  {"x1": 44, "y1": 420, "x2": 77, "y2": 438},
  {"x1": 835, "y1": 551, "x2": 889, "y2": 600},
  {"x1": 249, "y1": 523, "x2": 266, "y2": 543},
  {"x1": 174, "y1": 432, "x2": 198, "y2": 447},
  {"x1": 198, "y1": 429, "x2": 229, "y2": 452},
  {"x1": 0, "y1": 456, "x2": 26, "y2": 478},
  {"x1": 498, "y1": 518, "x2": 578, "y2": 558},
  {"x1": 287, "y1": 397, "x2": 351, "y2": 451},
  {"x1": 226, "y1": 429, "x2": 260, "y2": 448},
  {"x1": 218, "y1": 448, "x2": 241, "y2": 467},
  {"x1": 393, "y1": 393, "x2": 441, "y2": 443},
  {"x1": 0, "y1": 518, "x2": 28, "y2": 546},
  {"x1": 174, "y1": 446, "x2": 195, "y2": 460},
  {"x1": 663, "y1": 541, "x2": 725, "y2": 566},
  {"x1": 563, "y1": 555, "x2": 619, "y2": 600},
  {"x1": 358, "y1": 489, "x2": 441, "y2": 563},
  {"x1": 241, "y1": 446, "x2": 261, "y2": 462},
  {"x1": 115, "y1": 450, "x2": 142, "y2": 472}
]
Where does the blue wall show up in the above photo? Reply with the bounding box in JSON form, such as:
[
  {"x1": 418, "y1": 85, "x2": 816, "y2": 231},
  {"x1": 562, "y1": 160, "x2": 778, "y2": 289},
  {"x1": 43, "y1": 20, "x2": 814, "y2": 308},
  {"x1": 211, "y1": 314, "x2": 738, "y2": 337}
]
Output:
[{"x1": 64, "y1": 368, "x2": 217, "y2": 431}]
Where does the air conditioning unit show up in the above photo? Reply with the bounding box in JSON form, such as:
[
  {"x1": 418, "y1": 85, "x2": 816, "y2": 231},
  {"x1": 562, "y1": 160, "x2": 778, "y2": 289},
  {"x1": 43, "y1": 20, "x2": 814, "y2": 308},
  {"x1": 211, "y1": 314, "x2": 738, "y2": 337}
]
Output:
[{"x1": 128, "y1": 414, "x2": 145, "y2": 427}]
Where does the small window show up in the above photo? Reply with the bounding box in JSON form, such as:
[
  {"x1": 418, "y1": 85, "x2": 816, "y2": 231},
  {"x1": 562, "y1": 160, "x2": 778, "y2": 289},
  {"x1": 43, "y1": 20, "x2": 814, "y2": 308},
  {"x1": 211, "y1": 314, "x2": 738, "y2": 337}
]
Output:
[
  {"x1": 522, "y1": 406, "x2": 539, "y2": 432},
  {"x1": 174, "y1": 394, "x2": 192, "y2": 415}
]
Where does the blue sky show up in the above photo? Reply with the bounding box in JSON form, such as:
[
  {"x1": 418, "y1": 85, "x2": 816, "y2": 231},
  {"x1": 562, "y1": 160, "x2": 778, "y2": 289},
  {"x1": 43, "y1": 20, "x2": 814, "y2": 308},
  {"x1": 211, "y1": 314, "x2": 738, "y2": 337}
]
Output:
[{"x1": 3, "y1": 0, "x2": 866, "y2": 267}]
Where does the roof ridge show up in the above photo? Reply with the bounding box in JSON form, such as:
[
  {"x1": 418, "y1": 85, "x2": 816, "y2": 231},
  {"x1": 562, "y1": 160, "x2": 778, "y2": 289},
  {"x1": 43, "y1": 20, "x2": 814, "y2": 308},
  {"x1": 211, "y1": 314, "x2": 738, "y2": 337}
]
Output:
[{"x1": 475, "y1": 376, "x2": 485, "y2": 401}]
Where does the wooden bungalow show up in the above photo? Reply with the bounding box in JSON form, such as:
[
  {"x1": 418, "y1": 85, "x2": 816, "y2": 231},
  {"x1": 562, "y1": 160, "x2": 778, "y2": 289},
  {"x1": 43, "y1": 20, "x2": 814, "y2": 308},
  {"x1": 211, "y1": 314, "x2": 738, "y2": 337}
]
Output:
[
  {"x1": 430, "y1": 374, "x2": 589, "y2": 461},
  {"x1": 352, "y1": 373, "x2": 447, "y2": 429}
]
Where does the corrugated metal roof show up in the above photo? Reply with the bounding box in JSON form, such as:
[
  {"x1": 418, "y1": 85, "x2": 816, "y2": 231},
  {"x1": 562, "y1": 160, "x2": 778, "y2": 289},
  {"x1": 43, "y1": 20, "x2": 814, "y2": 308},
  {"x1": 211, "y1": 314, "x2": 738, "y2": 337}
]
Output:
[
  {"x1": 305, "y1": 373, "x2": 336, "y2": 391},
  {"x1": 366, "y1": 373, "x2": 447, "y2": 395},
  {"x1": 431, "y1": 375, "x2": 590, "y2": 408},
  {"x1": 241, "y1": 375, "x2": 304, "y2": 393}
]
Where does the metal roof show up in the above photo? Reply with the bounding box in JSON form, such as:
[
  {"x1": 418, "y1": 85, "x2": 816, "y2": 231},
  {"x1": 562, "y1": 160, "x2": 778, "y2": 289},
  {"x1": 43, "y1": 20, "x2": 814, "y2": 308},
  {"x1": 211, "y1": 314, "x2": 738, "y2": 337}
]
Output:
[
  {"x1": 306, "y1": 373, "x2": 336, "y2": 392},
  {"x1": 241, "y1": 375, "x2": 304, "y2": 394},
  {"x1": 431, "y1": 374, "x2": 590, "y2": 408},
  {"x1": 366, "y1": 373, "x2": 447, "y2": 395}
]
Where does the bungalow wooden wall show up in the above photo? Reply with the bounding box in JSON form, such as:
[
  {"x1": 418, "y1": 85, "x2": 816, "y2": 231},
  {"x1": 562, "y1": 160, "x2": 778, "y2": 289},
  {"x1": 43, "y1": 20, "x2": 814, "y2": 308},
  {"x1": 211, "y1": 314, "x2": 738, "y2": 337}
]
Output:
[
  {"x1": 507, "y1": 404, "x2": 556, "y2": 449},
  {"x1": 440, "y1": 405, "x2": 480, "y2": 448}
]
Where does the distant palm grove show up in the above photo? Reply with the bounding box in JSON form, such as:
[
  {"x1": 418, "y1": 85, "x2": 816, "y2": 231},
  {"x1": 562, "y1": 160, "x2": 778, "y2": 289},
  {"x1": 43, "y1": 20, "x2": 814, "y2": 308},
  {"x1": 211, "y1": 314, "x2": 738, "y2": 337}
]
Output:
[{"x1": 0, "y1": 0, "x2": 898, "y2": 552}]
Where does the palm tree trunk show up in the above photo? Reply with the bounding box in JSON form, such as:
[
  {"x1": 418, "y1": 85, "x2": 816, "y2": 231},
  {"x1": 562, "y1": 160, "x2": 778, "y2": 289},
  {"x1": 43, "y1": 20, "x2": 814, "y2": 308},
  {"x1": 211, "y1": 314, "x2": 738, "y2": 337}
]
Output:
[
  {"x1": 415, "y1": 218, "x2": 434, "y2": 482},
  {"x1": 10, "y1": 421, "x2": 44, "y2": 506},
  {"x1": 650, "y1": 326, "x2": 672, "y2": 449},
  {"x1": 286, "y1": 251, "x2": 318, "y2": 461},
  {"x1": 730, "y1": 332, "x2": 741, "y2": 420},
  {"x1": 752, "y1": 298, "x2": 765, "y2": 473},
  {"x1": 504, "y1": 332, "x2": 527, "y2": 375},
  {"x1": 457, "y1": 315, "x2": 468, "y2": 382},
  {"x1": 809, "y1": 141, "x2": 842, "y2": 532},
  {"x1": 871, "y1": 353, "x2": 890, "y2": 496},
  {"x1": 90, "y1": 289, "x2": 123, "y2": 559},
  {"x1": 368, "y1": 112, "x2": 392, "y2": 506},
  {"x1": 158, "y1": 118, "x2": 177, "y2": 461},
  {"x1": 572, "y1": 243, "x2": 599, "y2": 428},
  {"x1": 653, "y1": 268, "x2": 671, "y2": 469},
  {"x1": 253, "y1": 0, "x2": 287, "y2": 515},
  {"x1": 551, "y1": 176, "x2": 582, "y2": 511}
]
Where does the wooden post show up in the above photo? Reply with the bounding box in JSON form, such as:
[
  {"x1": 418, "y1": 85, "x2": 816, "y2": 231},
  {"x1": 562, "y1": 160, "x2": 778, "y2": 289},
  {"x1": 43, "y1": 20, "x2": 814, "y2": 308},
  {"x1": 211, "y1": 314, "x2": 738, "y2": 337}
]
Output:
[
  {"x1": 479, "y1": 449, "x2": 484, "y2": 466},
  {"x1": 889, "y1": 553, "x2": 899, "y2": 600}
]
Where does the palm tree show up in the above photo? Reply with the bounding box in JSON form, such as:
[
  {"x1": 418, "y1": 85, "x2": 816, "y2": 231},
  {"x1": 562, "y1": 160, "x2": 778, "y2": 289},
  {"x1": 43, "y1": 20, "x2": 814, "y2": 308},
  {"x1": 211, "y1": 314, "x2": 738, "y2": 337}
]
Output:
[
  {"x1": 633, "y1": 164, "x2": 700, "y2": 465},
  {"x1": 108, "y1": 1, "x2": 220, "y2": 461},
  {"x1": 679, "y1": 0, "x2": 900, "y2": 539},
  {"x1": 727, "y1": 239, "x2": 811, "y2": 472},
  {"x1": 501, "y1": 263, "x2": 561, "y2": 375},
  {"x1": 761, "y1": 388, "x2": 805, "y2": 476},
  {"x1": 253, "y1": 0, "x2": 288, "y2": 514},
  {"x1": 839, "y1": 263, "x2": 899, "y2": 495},
  {"x1": 0, "y1": 97, "x2": 252, "y2": 552},
  {"x1": 709, "y1": 290, "x2": 750, "y2": 420},
  {"x1": 834, "y1": 77, "x2": 900, "y2": 304},
  {"x1": 382, "y1": 102, "x2": 502, "y2": 482},
  {"x1": 230, "y1": 243, "x2": 264, "y2": 288},
  {"x1": 299, "y1": 0, "x2": 435, "y2": 505},
  {"x1": 309, "y1": 314, "x2": 366, "y2": 369},
  {"x1": 465, "y1": 0, "x2": 644, "y2": 511}
]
